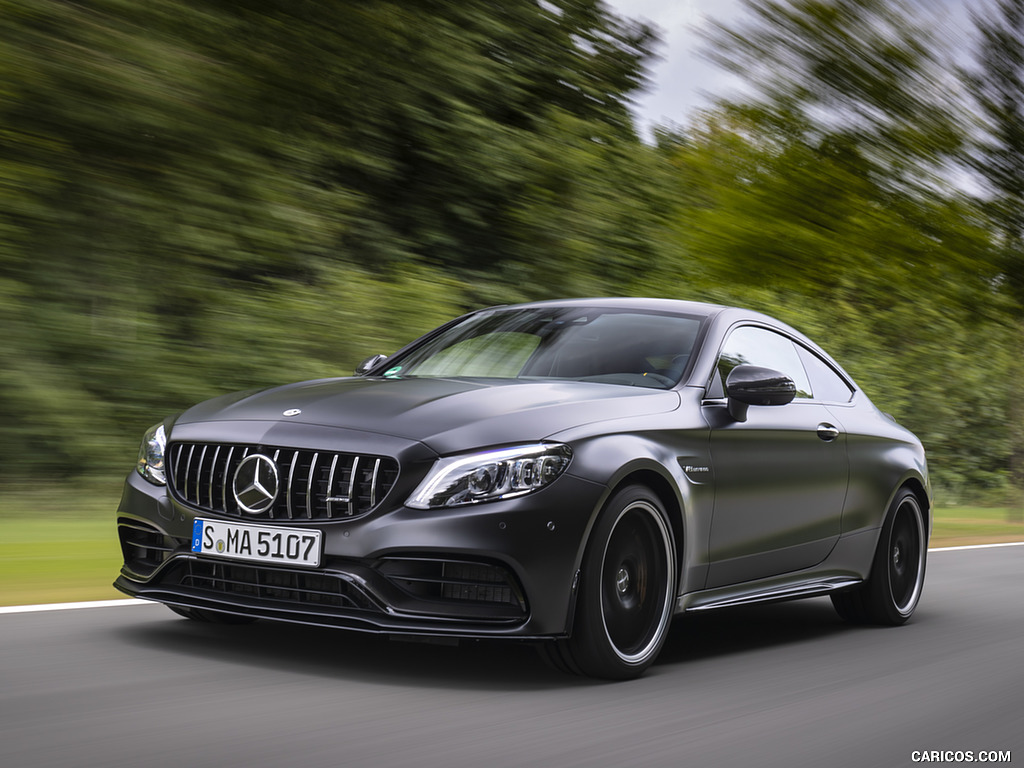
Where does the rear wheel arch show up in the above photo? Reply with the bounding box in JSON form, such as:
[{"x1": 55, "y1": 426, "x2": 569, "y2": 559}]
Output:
[
  {"x1": 832, "y1": 483, "x2": 927, "y2": 625},
  {"x1": 900, "y1": 477, "x2": 932, "y2": 539}
]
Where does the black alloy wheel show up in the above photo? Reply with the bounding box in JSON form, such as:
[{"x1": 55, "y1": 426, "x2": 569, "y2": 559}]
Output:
[
  {"x1": 544, "y1": 485, "x2": 677, "y2": 680},
  {"x1": 832, "y1": 488, "x2": 927, "y2": 625}
]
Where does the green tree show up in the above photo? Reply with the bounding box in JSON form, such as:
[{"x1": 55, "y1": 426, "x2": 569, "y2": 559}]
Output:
[
  {"x1": 964, "y1": 0, "x2": 1024, "y2": 516},
  {"x1": 0, "y1": 0, "x2": 662, "y2": 481},
  {"x1": 701, "y1": 0, "x2": 964, "y2": 195},
  {"x1": 663, "y1": 0, "x2": 1014, "y2": 496},
  {"x1": 966, "y1": 0, "x2": 1024, "y2": 298}
]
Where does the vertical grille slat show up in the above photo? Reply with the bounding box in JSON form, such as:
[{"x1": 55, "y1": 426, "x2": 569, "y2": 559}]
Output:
[
  {"x1": 172, "y1": 445, "x2": 186, "y2": 495},
  {"x1": 167, "y1": 442, "x2": 397, "y2": 522},
  {"x1": 307, "y1": 453, "x2": 319, "y2": 520},
  {"x1": 326, "y1": 455, "x2": 339, "y2": 520},
  {"x1": 184, "y1": 445, "x2": 197, "y2": 502},
  {"x1": 221, "y1": 446, "x2": 234, "y2": 513},
  {"x1": 196, "y1": 446, "x2": 209, "y2": 507},
  {"x1": 286, "y1": 451, "x2": 298, "y2": 520},
  {"x1": 369, "y1": 458, "x2": 381, "y2": 508},
  {"x1": 348, "y1": 456, "x2": 359, "y2": 518},
  {"x1": 207, "y1": 446, "x2": 220, "y2": 510}
]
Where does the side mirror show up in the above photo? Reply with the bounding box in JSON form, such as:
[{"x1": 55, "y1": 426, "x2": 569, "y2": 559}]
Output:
[
  {"x1": 355, "y1": 354, "x2": 389, "y2": 376},
  {"x1": 725, "y1": 364, "x2": 796, "y2": 422}
]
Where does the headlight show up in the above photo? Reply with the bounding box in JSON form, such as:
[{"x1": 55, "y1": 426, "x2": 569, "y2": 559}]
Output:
[
  {"x1": 136, "y1": 423, "x2": 167, "y2": 485},
  {"x1": 406, "y1": 443, "x2": 572, "y2": 509}
]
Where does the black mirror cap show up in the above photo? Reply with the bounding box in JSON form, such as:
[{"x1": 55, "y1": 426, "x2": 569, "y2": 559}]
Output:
[
  {"x1": 355, "y1": 354, "x2": 389, "y2": 376},
  {"x1": 725, "y1": 364, "x2": 797, "y2": 421}
]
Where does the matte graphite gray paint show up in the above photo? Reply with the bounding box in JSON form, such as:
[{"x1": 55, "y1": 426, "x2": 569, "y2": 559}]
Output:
[{"x1": 116, "y1": 298, "x2": 930, "y2": 678}]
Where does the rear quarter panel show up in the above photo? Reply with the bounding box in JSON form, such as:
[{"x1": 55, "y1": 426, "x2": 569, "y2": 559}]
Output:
[{"x1": 828, "y1": 396, "x2": 930, "y2": 536}]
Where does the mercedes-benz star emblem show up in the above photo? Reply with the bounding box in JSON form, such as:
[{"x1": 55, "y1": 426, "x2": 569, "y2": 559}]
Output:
[{"x1": 232, "y1": 454, "x2": 280, "y2": 514}]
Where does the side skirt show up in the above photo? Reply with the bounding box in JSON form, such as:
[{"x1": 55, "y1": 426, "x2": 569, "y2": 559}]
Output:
[{"x1": 679, "y1": 574, "x2": 862, "y2": 613}]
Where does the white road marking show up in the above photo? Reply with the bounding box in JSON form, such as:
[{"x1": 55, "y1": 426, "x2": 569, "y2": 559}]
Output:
[
  {"x1": 928, "y1": 540, "x2": 1024, "y2": 553},
  {"x1": 0, "y1": 598, "x2": 148, "y2": 615}
]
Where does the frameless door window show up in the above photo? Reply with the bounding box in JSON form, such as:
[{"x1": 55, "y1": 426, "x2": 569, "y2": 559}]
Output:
[
  {"x1": 711, "y1": 326, "x2": 812, "y2": 399},
  {"x1": 796, "y1": 346, "x2": 854, "y2": 403}
]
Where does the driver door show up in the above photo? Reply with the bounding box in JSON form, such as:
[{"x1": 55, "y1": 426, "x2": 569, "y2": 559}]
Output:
[{"x1": 703, "y1": 326, "x2": 848, "y2": 588}]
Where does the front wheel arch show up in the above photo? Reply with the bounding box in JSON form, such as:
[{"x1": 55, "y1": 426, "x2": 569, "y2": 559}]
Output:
[
  {"x1": 547, "y1": 483, "x2": 679, "y2": 679},
  {"x1": 606, "y1": 469, "x2": 685, "y2": 573}
]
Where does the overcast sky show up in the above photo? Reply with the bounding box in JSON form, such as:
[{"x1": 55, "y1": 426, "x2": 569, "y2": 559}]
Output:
[
  {"x1": 604, "y1": 0, "x2": 744, "y2": 133},
  {"x1": 605, "y1": 0, "x2": 978, "y2": 138}
]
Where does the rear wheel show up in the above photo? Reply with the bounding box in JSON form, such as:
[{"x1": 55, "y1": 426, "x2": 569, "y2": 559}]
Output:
[
  {"x1": 167, "y1": 605, "x2": 259, "y2": 625},
  {"x1": 545, "y1": 485, "x2": 677, "y2": 680},
  {"x1": 832, "y1": 488, "x2": 926, "y2": 625}
]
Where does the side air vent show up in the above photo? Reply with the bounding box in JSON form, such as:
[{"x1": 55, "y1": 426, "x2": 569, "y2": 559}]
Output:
[
  {"x1": 118, "y1": 518, "x2": 178, "y2": 577},
  {"x1": 377, "y1": 557, "x2": 527, "y2": 614}
]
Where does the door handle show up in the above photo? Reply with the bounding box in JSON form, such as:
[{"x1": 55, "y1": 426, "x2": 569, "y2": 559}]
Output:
[{"x1": 817, "y1": 423, "x2": 840, "y2": 442}]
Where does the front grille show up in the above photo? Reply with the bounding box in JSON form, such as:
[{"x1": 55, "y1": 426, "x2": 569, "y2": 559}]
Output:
[
  {"x1": 118, "y1": 519, "x2": 178, "y2": 577},
  {"x1": 168, "y1": 442, "x2": 399, "y2": 521},
  {"x1": 377, "y1": 557, "x2": 527, "y2": 613},
  {"x1": 179, "y1": 559, "x2": 376, "y2": 612}
]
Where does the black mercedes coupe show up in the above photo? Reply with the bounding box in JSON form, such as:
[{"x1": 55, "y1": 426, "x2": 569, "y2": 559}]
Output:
[{"x1": 116, "y1": 298, "x2": 930, "y2": 678}]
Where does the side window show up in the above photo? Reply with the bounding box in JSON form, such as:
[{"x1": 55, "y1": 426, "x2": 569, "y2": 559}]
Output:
[
  {"x1": 796, "y1": 346, "x2": 854, "y2": 403},
  {"x1": 710, "y1": 326, "x2": 812, "y2": 399}
]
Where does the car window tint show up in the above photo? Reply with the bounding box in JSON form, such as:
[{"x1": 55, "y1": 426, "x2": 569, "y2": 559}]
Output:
[
  {"x1": 524, "y1": 312, "x2": 696, "y2": 384},
  {"x1": 409, "y1": 332, "x2": 540, "y2": 378},
  {"x1": 713, "y1": 326, "x2": 812, "y2": 399},
  {"x1": 395, "y1": 308, "x2": 702, "y2": 388},
  {"x1": 797, "y1": 345, "x2": 854, "y2": 403}
]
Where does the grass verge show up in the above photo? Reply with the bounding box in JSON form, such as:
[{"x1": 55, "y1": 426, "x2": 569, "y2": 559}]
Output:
[
  {"x1": 1, "y1": 480, "x2": 125, "y2": 606},
  {"x1": 1, "y1": 483, "x2": 1021, "y2": 607},
  {"x1": 930, "y1": 505, "x2": 1024, "y2": 548},
  {"x1": 0, "y1": 517, "x2": 124, "y2": 605}
]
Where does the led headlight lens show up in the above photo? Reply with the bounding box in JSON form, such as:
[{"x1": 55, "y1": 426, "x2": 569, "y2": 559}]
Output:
[
  {"x1": 407, "y1": 443, "x2": 572, "y2": 509},
  {"x1": 136, "y1": 423, "x2": 167, "y2": 485}
]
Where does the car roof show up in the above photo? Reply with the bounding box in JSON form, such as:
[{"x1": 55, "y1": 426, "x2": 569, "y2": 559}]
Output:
[
  {"x1": 477, "y1": 296, "x2": 730, "y2": 319},
  {"x1": 476, "y1": 297, "x2": 805, "y2": 337}
]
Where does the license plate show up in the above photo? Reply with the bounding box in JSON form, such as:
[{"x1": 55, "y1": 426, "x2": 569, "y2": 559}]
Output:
[{"x1": 191, "y1": 519, "x2": 322, "y2": 568}]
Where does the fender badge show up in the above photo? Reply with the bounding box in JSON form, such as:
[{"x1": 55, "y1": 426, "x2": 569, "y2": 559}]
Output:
[{"x1": 283, "y1": 409, "x2": 301, "y2": 417}]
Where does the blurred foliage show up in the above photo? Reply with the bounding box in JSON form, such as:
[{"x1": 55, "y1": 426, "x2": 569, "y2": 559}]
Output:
[
  {"x1": 963, "y1": 0, "x2": 1024, "y2": 515},
  {"x1": 966, "y1": 0, "x2": 1024, "y2": 298},
  {"x1": 0, "y1": 0, "x2": 1020, "y2": 503}
]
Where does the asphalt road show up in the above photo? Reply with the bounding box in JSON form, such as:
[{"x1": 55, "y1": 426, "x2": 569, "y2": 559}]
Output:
[{"x1": 2, "y1": 546, "x2": 1021, "y2": 768}]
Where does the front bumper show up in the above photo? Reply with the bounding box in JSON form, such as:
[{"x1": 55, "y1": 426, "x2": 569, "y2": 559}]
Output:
[{"x1": 115, "y1": 467, "x2": 604, "y2": 639}]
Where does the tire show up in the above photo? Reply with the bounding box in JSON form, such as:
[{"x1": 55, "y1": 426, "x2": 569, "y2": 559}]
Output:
[
  {"x1": 536, "y1": 639, "x2": 584, "y2": 676},
  {"x1": 832, "y1": 487, "x2": 927, "y2": 625},
  {"x1": 167, "y1": 605, "x2": 259, "y2": 625},
  {"x1": 553, "y1": 485, "x2": 677, "y2": 680}
]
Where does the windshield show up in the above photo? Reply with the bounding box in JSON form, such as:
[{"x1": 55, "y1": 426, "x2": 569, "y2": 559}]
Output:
[{"x1": 382, "y1": 307, "x2": 704, "y2": 389}]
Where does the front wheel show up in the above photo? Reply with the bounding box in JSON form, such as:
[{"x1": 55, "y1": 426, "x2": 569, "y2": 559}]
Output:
[
  {"x1": 548, "y1": 485, "x2": 677, "y2": 680},
  {"x1": 832, "y1": 487, "x2": 927, "y2": 625}
]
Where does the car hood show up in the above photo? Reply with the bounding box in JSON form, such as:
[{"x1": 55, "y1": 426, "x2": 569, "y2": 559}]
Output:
[{"x1": 174, "y1": 376, "x2": 681, "y2": 454}]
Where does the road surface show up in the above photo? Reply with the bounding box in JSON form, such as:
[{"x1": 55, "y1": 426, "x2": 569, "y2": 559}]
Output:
[{"x1": 1, "y1": 545, "x2": 1020, "y2": 768}]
